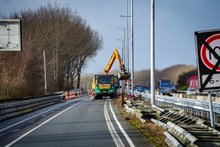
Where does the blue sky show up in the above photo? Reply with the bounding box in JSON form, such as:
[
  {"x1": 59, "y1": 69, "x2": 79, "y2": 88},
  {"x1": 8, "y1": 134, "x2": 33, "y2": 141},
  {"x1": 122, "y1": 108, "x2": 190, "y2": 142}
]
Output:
[{"x1": 1, "y1": 0, "x2": 220, "y2": 74}]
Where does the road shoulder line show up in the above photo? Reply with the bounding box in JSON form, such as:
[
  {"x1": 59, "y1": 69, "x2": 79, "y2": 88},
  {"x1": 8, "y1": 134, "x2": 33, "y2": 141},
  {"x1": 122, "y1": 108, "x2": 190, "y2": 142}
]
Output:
[
  {"x1": 104, "y1": 100, "x2": 125, "y2": 147},
  {"x1": 109, "y1": 99, "x2": 135, "y2": 147}
]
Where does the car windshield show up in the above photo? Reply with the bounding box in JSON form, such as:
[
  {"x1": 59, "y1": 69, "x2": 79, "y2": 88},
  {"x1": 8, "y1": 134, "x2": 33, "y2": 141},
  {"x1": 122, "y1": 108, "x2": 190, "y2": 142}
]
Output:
[{"x1": 97, "y1": 76, "x2": 112, "y2": 84}]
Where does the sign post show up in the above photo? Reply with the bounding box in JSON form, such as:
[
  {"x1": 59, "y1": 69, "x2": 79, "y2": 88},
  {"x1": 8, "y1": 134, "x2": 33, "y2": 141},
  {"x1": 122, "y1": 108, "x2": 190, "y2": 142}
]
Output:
[
  {"x1": 208, "y1": 91, "x2": 214, "y2": 127},
  {"x1": 195, "y1": 29, "x2": 220, "y2": 128}
]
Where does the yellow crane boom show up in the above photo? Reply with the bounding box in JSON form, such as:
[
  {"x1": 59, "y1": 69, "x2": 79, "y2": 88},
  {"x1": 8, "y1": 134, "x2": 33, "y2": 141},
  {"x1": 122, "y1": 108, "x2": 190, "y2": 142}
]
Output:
[
  {"x1": 104, "y1": 48, "x2": 130, "y2": 80},
  {"x1": 104, "y1": 49, "x2": 122, "y2": 74}
]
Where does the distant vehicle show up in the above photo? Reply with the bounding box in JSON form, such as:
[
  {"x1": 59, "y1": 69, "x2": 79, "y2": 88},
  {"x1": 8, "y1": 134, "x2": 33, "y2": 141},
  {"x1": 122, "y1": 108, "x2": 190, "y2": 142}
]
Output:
[
  {"x1": 134, "y1": 86, "x2": 149, "y2": 94},
  {"x1": 159, "y1": 80, "x2": 173, "y2": 96},
  {"x1": 159, "y1": 87, "x2": 172, "y2": 96},
  {"x1": 186, "y1": 88, "x2": 197, "y2": 95},
  {"x1": 92, "y1": 74, "x2": 117, "y2": 99},
  {"x1": 159, "y1": 80, "x2": 171, "y2": 88}
]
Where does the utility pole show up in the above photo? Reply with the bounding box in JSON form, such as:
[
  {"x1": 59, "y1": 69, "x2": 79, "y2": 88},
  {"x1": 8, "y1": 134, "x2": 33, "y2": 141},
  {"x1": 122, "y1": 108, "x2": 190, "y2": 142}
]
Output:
[{"x1": 150, "y1": 0, "x2": 155, "y2": 105}]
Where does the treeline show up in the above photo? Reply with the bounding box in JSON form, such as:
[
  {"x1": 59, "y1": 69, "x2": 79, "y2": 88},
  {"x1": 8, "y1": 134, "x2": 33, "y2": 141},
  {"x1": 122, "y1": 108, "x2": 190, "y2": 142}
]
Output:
[
  {"x1": 134, "y1": 64, "x2": 196, "y2": 89},
  {"x1": 80, "y1": 64, "x2": 197, "y2": 90},
  {"x1": 0, "y1": 4, "x2": 102, "y2": 99}
]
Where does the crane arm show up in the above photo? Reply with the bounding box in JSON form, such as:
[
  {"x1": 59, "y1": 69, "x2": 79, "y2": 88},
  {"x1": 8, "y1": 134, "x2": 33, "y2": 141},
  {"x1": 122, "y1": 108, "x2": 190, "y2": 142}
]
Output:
[
  {"x1": 104, "y1": 48, "x2": 123, "y2": 74},
  {"x1": 115, "y1": 49, "x2": 123, "y2": 68},
  {"x1": 104, "y1": 48, "x2": 130, "y2": 80}
]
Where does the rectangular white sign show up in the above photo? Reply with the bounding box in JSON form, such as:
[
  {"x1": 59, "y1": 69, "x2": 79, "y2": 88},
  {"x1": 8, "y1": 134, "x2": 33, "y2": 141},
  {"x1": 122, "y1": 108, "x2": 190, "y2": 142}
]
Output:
[
  {"x1": 202, "y1": 74, "x2": 220, "y2": 88},
  {"x1": 0, "y1": 19, "x2": 21, "y2": 51}
]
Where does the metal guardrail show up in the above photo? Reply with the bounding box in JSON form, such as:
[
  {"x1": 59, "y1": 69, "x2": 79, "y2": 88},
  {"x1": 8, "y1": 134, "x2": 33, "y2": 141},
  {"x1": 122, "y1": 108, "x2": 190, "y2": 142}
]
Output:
[
  {"x1": 0, "y1": 93, "x2": 64, "y2": 121},
  {"x1": 134, "y1": 91, "x2": 220, "y2": 125}
]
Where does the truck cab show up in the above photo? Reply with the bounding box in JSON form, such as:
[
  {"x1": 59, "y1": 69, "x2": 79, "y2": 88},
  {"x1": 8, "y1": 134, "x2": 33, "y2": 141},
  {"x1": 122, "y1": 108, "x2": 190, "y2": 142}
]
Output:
[{"x1": 92, "y1": 74, "x2": 117, "y2": 99}]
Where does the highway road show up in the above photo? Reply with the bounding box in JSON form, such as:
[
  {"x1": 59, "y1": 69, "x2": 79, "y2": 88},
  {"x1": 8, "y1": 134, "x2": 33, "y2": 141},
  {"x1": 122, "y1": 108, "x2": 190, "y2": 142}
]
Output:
[{"x1": 0, "y1": 96, "x2": 154, "y2": 147}]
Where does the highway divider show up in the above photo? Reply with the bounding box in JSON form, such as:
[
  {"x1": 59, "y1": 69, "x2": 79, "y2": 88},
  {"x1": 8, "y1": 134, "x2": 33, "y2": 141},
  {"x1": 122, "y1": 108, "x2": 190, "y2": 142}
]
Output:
[{"x1": 0, "y1": 93, "x2": 64, "y2": 121}]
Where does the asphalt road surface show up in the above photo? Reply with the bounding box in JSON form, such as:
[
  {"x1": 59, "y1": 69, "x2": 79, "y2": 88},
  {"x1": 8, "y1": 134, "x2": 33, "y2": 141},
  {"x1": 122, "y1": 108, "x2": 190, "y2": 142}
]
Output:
[{"x1": 0, "y1": 96, "x2": 154, "y2": 147}]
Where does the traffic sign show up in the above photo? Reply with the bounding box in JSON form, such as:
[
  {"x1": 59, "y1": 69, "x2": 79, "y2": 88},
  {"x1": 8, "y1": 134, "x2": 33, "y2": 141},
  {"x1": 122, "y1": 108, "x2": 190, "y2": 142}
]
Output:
[
  {"x1": 187, "y1": 76, "x2": 199, "y2": 89},
  {"x1": 195, "y1": 29, "x2": 220, "y2": 92},
  {"x1": 0, "y1": 19, "x2": 21, "y2": 51}
]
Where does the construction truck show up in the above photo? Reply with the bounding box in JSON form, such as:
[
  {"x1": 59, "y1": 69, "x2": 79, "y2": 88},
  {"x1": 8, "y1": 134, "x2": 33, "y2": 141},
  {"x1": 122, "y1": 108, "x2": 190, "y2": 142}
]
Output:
[
  {"x1": 92, "y1": 48, "x2": 130, "y2": 99},
  {"x1": 159, "y1": 80, "x2": 175, "y2": 96}
]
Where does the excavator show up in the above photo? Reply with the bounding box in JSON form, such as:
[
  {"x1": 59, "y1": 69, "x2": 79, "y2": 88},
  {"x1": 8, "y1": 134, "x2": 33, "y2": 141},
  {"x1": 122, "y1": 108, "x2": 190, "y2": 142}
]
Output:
[
  {"x1": 92, "y1": 48, "x2": 130, "y2": 100},
  {"x1": 104, "y1": 48, "x2": 130, "y2": 80}
]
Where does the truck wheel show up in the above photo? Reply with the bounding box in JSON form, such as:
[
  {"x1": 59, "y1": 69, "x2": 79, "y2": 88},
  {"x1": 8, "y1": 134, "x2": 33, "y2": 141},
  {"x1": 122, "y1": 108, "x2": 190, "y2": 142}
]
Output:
[
  {"x1": 95, "y1": 94, "x2": 100, "y2": 100},
  {"x1": 110, "y1": 94, "x2": 114, "y2": 99}
]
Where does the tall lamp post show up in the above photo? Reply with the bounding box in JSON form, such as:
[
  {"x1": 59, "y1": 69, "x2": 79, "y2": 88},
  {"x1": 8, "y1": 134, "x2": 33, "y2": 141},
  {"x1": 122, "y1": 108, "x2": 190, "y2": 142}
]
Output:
[
  {"x1": 130, "y1": 0, "x2": 134, "y2": 96},
  {"x1": 120, "y1": 0, "x2": 131, "y2": 96},
  {"x1": 120, "y1": 0, "x2": 131, "y2": 72},
  {"x1": 150, "y1": 0, "x2": 155, "y2": 106}
]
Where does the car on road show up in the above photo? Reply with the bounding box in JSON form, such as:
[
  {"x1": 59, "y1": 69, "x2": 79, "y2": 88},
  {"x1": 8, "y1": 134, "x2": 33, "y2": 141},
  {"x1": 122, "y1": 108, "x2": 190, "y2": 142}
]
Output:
[{"x1": 186, "y1": 88, "x2": 197, "y2": 95}]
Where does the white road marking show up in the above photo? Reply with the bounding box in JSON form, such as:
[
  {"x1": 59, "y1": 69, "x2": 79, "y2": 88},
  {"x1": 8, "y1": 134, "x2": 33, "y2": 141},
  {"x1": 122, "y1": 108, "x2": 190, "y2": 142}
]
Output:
[
  {"x1": 104, "y1": 100, "x2": 125, "y2": 147},
  {"x1": 0, "y1": 102, "x2": 66, "y2": 133},
  {"x1": 109, "y1": 99, "x2": 135, "y2": 147},
  {"x1": 0, "y1": 97, "x2": 86, "y2": 133},
  {"x1": 4, "y1": 98, "x2": 88, "y2": 147}
]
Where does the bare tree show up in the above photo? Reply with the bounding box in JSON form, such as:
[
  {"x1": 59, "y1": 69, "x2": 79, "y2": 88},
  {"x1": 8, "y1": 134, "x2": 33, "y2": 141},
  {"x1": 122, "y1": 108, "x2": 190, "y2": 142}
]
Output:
[{"x1": 0, "y1": 4, "x2": 102, "y2": 99}]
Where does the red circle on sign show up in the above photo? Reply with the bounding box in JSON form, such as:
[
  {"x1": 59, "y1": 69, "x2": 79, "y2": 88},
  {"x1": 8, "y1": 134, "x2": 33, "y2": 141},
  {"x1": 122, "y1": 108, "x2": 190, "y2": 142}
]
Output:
[{"x1": 200, "y1": 34, "x2": 220, "y2": 71}]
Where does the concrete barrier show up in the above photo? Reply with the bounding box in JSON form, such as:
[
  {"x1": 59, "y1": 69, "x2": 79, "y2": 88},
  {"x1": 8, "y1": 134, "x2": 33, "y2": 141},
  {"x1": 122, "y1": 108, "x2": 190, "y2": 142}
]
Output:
[
  {"x1": 164, "y1": 131, "x2": 183, "y2": 147},
  {"x1": 167, "y1": 121, "x2": 198, "y2": 144}
]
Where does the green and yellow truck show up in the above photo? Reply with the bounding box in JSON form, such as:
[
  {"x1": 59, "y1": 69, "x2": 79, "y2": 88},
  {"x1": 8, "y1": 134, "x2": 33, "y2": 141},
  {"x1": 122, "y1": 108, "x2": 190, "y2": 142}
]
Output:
[
  {"x1": 92, "y1": 48, "x2": 130, "y2": 100},
  {"x1": 92, "y1": 74, "x2": 118, "y2": 99}
]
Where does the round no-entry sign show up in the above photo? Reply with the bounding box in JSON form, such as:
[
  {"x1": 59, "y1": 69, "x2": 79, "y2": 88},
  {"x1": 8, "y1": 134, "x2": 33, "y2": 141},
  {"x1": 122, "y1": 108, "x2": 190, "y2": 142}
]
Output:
[{"x1": 200, "y1": 33, "x2": 220, "y2": 71}]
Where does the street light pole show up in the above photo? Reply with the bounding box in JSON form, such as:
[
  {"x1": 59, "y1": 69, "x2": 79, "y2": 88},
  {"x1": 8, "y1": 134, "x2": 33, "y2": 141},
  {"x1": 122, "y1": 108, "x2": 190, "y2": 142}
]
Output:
[
  {"x1": 120, "y1": 0, "x2": 130, "y2": 73},
  {"x1": 126, "y1": 0, "x2": 129, "y2": 72},
  {"x1": 131, "y1": 0, "x2": 134, "y2": 96},
  {"x1": 150, "y1": 0, "x2": 155, "y2": 105},
  {"x1": 120, "y1": 0, "x2": 131, "y2": 96}
]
